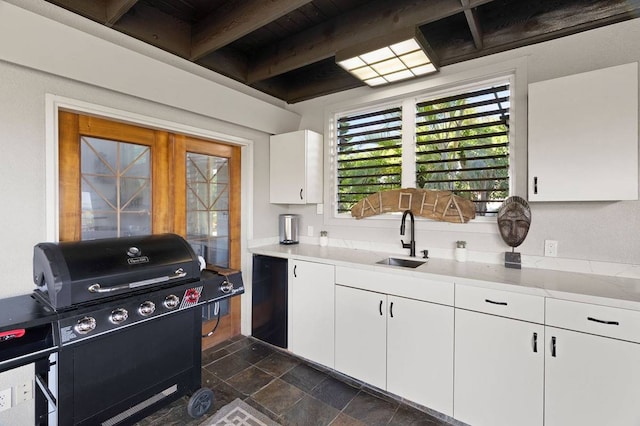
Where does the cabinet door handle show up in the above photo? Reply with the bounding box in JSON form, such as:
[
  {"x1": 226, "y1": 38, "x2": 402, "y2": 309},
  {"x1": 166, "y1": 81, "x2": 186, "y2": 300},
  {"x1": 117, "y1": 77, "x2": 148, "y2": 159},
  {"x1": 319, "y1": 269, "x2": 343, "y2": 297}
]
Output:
[
  {"x1": 293, "y1": 265, "x2": 297, "y2": 278},
  {"x1": 532, "y1": 332, "x2": 538, "y2": 353},
  {"x1": 551, "y1": 336, "x2": 557, "y2": 357},
  {"x1": 533, "y1": 176, "x2": 538, "y2": 194},
  {"x1": 379, "y1": 300, "x2": 383, "y2": 316},
  {"x1": 587, "y1": 316, "x2": 619, "y2": 326},
  {"x1": 299, "y1": 188, "x2": 303, "y2": 200},
  {"x1": 485, "y1": 299, "x2": 508, "y2": 306},
  {"x1": 389, "y1": 302, "x2": 394, "y2": 318}
]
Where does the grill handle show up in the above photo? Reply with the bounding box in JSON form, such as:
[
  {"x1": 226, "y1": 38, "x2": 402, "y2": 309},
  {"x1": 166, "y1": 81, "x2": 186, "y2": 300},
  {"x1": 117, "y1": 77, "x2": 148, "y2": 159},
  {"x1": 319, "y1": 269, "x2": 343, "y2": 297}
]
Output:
[{"x1": 88, "y1": 268, "x2": 187, "y2": 294}]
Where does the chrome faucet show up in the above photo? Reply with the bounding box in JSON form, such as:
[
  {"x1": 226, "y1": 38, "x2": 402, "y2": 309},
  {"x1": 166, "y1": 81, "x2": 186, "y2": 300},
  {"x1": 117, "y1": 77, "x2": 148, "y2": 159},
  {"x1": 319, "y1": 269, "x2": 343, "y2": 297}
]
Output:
[{"x1": 400, "y1": 210, "x2": 416, "y2": 257}]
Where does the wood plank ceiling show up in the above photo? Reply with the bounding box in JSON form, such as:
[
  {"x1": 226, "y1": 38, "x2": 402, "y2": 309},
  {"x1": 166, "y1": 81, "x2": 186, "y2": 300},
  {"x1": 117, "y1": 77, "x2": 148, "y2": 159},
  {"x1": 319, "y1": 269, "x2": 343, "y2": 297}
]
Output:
[{"x1": 44, "y1": 0, "x2": 640, "y2": 103}]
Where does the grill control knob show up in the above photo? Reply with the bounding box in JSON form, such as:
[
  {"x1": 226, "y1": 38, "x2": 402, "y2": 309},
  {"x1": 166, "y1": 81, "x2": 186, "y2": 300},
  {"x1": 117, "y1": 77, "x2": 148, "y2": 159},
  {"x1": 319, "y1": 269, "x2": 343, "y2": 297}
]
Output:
[
  {"x1": 164, "y1": 294, "x2": 180, "y2": 309},
  {"x1": 138, "y1": 301, "x2": 156, "y2": 316},
  {"x1": 75, "y1": 317, "x2": 97, "y2": 334},
  {"x1": 220, "y1": 280, "x2": 234, "y2": 294},
  {"x1": 110, "y1": 308, "x2": 129, "y2": 324}
]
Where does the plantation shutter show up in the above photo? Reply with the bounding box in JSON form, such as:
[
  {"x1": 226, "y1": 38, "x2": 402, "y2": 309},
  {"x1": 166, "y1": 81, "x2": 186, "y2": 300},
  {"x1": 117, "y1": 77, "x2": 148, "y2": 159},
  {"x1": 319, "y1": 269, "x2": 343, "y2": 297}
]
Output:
[
  {"x1": 336, "y1": 106, "x2": 402, "y2": 213},
  {"x1": 415, "y1": 84, "x2": 510, "y2": 215}
]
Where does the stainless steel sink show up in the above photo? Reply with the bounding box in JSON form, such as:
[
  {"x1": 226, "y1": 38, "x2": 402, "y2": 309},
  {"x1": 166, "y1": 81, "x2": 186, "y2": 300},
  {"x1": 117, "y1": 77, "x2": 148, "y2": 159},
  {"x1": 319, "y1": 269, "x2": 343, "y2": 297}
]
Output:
[{"x1": 376, "y1": 257, "x2": 426, "y2": 268}]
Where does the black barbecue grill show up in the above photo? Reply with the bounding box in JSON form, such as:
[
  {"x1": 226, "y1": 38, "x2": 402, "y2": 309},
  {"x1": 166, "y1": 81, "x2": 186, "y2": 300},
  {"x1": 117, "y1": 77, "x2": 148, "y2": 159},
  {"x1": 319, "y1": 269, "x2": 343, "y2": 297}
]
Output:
[{"x1": 30, "y1": 233, "x2": 244, "y2": 425}]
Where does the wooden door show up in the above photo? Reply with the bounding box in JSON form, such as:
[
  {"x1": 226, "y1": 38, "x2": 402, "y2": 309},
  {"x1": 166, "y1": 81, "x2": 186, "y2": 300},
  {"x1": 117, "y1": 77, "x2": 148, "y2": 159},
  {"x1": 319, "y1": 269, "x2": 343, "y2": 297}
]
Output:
[
  {"x1": 58, "y1": 111, "x2": 242, "y2": 347},
  {"x1": 173, "y1": 134, "x2": 242, "y2": 347}
]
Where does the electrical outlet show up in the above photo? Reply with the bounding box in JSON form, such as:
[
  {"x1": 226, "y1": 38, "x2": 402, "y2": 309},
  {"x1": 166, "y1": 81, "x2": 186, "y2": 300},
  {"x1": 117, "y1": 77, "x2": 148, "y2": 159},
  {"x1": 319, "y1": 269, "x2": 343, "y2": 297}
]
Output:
[
  {"x1": 14, "y1": 381, "x2": 33, "y2": 405},
  {"x1": 307, "y1": 225, "x2": 314, "y2": 237},
  {"x1": 544, "y1": 240, "x2": 558, "y2": 257},
  {"x1": 0, "y1": 387, "x2": 11, "y2": 412}
]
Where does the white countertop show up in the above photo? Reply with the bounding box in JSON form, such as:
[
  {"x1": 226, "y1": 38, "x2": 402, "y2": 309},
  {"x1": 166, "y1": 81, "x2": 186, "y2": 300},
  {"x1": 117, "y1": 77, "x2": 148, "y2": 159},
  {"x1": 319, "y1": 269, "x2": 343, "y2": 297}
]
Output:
[{"x1": 250, "y1": 243, "x2": 640, "y2": 311}]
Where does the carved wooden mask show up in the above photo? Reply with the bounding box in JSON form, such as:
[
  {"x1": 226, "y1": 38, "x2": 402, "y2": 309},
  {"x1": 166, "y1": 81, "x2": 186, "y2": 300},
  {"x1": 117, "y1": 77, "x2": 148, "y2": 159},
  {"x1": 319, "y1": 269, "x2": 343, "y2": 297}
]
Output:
[{"x1": 497, "y1": 196, "x2": 531, "y2": 248}]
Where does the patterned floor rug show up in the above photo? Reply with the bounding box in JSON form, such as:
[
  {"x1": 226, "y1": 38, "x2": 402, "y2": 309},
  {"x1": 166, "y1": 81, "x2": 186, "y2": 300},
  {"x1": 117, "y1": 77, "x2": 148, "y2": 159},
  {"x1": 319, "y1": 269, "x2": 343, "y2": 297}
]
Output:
[{"x1": 200, "y1": 398, "x2": 280, "y2": 426}]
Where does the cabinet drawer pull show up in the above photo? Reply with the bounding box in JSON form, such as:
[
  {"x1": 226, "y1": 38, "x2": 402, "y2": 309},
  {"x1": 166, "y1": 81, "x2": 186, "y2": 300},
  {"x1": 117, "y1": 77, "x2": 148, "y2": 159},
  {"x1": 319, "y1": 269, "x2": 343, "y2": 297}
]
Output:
[
  {"x1": 587, "y1": 316, "x2": 619, "y2": 326},
  {"x1": 532, "y1": 332, "x2": 538, "y2": 353},
  {"x1": 390, "y1": 302, "x2": 394, "y2": 318},
  {"x1": 485, "y1": 299, "x2": 508, "y2": 306},
  {"x1": 299, "y1": 188, "x2": 303, "y2": 200},
  {"x1": 293, "y1": 265, "x2": 297, "y2": 278},
  {"x1": 379, "y1": 300, "x2": 383, "y2": 316},
  {"x1": 551, "y1": 336, "x2": 557, "y2": 357}
]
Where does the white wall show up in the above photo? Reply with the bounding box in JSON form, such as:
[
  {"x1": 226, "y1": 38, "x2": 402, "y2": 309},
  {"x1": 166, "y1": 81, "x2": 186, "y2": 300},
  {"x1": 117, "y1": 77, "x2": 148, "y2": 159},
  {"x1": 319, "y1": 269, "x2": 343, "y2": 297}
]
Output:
[
  {"x1": 0, "y1": 1, "x2": 298, "y2": 422},
  {"x1": 0, "y1": 0, "x2": 302, "y2": 300},
  {"x1": 288, "y1": 19, "x2": 640, "y2": 269}
]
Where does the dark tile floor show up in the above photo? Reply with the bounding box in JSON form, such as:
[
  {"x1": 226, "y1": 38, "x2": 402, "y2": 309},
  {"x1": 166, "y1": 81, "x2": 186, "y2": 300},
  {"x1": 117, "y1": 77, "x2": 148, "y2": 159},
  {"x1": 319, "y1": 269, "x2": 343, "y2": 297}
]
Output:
[{"x1": 136, "y1": 335, "x2": 454, "y2": 426}]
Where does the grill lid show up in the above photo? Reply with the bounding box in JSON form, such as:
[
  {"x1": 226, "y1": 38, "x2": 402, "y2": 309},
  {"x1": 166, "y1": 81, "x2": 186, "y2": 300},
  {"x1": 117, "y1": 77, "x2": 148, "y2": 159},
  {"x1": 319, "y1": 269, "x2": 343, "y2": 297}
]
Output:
[{"x1": 33, "y1": 233, "x2": 200, "y2": 310}]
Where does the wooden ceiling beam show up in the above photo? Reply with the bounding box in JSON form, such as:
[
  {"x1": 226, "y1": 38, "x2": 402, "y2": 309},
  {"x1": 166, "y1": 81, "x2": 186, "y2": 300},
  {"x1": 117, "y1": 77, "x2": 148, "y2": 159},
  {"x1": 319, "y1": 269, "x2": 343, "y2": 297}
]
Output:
[
  {"x1": 246, "y1": 0, "x2": 497, "y2": 84},
  {"x1": 190, "y1": 0, "x2": 314, "y2": 61},
  {"x1": 105, "y1": 0, "x2": 139, "y2": 26},
  {"x1": 438, "y1": 0, "x2": 640, "y2": 66},
  {"x1": 461, "y1": 0, "x2": 483, "y2": 49},
  {"x1": 112, "y1": 2, "x2": 192, "y2": 58},
  {"x1": 45, "y1": 0, "x2": 108, "y2": 21},
  {"x1": 196, "y1": 49, "x2": 250, "y2": 82}
]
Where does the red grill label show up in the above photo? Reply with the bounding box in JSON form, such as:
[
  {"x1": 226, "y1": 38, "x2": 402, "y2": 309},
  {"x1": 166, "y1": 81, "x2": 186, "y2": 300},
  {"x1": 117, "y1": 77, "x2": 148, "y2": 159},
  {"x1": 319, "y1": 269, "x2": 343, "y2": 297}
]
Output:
[{"x1": 180, "y1": 286, "x2": 203, "y2": 309}]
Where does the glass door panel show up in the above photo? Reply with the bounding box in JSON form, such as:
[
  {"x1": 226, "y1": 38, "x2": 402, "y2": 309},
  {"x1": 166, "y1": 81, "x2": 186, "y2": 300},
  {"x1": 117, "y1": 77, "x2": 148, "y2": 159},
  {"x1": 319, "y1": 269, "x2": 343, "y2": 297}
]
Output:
[
  {"x1": 185, "y1": 153, "x2": 230, "y2": 267},
  {"x1": 80, "y1": 136, "x2": 151, "y2": 239}
]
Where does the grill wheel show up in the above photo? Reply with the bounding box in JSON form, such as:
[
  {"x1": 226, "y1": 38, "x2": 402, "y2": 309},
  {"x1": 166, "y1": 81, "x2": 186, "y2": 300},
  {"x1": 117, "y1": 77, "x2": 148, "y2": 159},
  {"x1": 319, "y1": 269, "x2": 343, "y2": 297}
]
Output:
[{"x1": 187, "y1": 387, "x2": 215, "y2": 418}]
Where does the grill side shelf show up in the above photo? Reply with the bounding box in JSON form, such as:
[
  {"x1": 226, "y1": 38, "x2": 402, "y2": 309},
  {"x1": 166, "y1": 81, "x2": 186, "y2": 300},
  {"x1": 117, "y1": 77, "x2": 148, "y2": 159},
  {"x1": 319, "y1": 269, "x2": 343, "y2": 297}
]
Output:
[{"x1": 0, "y1": 294, "x2": 58, "y2": 372}]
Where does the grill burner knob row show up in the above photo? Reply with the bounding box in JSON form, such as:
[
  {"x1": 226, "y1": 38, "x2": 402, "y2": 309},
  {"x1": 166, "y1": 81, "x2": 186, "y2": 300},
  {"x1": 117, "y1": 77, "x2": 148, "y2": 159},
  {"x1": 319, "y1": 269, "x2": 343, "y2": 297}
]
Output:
[
  {"x1": 75, "y1": 316, "x2": 97, "y2": 334},
  {"x1": 110, "y1": 308, "x2": 129, "y2": 324},
  {"x1": 138, "y1": 301, "x2": 156, "y2": 316},
  {"x1": 164, "y1": 294, "x2": 180, "y2": 309}
]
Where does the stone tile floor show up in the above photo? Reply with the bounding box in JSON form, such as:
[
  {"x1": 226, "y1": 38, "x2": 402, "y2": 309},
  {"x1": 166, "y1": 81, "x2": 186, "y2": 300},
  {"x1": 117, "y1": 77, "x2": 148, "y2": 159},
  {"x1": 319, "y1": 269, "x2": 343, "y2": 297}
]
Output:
[{"x1": 136, "y1": 335, "x2": 454, "y2": 426}]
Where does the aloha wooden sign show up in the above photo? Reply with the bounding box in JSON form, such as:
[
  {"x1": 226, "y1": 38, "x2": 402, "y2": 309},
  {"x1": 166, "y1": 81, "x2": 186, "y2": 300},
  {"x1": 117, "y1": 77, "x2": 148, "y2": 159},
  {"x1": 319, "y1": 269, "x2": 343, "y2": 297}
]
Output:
[{"x1": 350, "y1": 188, "x2": 476, "y2": 223}]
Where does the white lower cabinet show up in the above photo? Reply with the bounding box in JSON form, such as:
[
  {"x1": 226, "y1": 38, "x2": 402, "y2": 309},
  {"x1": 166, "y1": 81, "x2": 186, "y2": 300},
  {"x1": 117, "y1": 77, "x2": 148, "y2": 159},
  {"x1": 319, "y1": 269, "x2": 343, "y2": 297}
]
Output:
[
  {"x1": 387, "y1": 295, "x2": 454, "y2": 415},
  {"x1": 453, "y1": 284, "x2": 545, "y2": 426},
  {"x1": 335, "y1": 285, "x2": 387, "y2": 389},
  {"x1": 307, "y1": 265, "x2": 640, "y2": 426},
  {"x1": 544, "y1": 298, "x2": 640, "y2": 426},
  {"x1": 454, "y1": 309, "x2": 544, "y2": 426},
  {"x1": 287, "y1": 260, "x2": 334, "y2": 368},
  {"x1": 335, "y1": 285, "x2": 454, "y2": 415}
]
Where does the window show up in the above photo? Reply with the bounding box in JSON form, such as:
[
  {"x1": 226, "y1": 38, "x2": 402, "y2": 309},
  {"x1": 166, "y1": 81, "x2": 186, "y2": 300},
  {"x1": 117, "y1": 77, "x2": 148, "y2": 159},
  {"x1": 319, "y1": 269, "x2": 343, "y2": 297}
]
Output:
[
  {"x1": 336, "y1": 106, "x2": 403, "y2": 213},
  {"x1": 334, "y1": 78, "x2": 511, "y2": 217},
  {"x1": 416, "y1": 84, "x2": 510, "y2": 215}
]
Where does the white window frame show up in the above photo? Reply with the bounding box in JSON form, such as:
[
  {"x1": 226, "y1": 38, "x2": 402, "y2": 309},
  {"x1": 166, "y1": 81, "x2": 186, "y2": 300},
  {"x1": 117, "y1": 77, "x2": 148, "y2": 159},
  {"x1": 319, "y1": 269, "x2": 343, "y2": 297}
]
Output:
[{"x1": 323, "y1": 58, "x2": 526, "y2": 233}]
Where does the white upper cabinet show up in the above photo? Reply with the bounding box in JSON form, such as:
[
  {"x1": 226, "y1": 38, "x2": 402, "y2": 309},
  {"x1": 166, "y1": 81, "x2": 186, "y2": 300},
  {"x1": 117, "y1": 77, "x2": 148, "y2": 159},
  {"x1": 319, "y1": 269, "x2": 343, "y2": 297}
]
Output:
[
  {"x1": 528, "y1": 63, "x2": 638, "y2": 201},
  {"x1": 269, "y1": 130, "x2": 323, "y2": 204}
]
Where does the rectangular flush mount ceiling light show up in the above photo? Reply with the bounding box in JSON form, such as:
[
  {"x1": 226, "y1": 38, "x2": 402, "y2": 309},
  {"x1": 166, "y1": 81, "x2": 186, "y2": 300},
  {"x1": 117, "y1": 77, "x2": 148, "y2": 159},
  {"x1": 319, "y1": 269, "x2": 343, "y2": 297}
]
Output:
[{"x1": 336, "y1": 28, "x2": 439, "y2": 87}]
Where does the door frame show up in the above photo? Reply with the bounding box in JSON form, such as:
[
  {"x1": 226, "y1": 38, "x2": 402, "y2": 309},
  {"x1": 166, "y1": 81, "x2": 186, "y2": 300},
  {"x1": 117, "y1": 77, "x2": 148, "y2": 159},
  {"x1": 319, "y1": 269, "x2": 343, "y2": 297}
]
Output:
[{"x1": 45, "y1": 94, "x2": 255, "y2": 338}]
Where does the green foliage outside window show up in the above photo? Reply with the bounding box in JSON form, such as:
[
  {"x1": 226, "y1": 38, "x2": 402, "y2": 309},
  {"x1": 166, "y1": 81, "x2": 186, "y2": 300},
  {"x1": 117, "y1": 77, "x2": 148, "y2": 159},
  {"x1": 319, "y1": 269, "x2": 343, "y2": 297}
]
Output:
[{"x1": 416, "y1": 84, "x2": 510, "y2": 216}]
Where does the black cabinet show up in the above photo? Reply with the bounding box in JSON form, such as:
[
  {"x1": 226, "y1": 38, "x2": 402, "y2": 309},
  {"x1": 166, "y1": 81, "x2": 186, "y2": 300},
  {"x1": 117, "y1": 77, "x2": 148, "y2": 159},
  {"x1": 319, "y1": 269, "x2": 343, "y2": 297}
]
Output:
[{"x1": 251, "y1": 255, "x2": 287, "y2": 348}]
